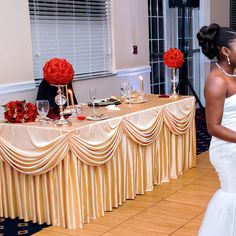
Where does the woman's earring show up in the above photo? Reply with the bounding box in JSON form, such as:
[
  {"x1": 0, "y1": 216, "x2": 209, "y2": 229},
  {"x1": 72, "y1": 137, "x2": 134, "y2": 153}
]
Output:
[{"x1": 227, "y1": 55, "x2": 231, "y2": 65}]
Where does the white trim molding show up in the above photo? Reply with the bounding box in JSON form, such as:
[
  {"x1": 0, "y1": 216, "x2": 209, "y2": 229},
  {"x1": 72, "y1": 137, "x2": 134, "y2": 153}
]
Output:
[
  {"x1": 115, "y1": 66, "x2": 151, "y2": 77},
  {"x1": 0, "y1": 81, "x2": 36, "y2": 95}
]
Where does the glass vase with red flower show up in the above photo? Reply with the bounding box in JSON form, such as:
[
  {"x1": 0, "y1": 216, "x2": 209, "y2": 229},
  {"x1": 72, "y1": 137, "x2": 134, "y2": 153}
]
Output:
[
  {"x1": 43, "y1": 58, "x2": 74, "y2": 126},
  {"x1": 163, "y1": 48, "x2": 184, "y2": 98}
]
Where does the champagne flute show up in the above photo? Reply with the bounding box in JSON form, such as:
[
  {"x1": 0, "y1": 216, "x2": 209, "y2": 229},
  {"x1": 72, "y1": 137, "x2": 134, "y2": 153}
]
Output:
[
  {"x1": 36, "y1": 100, "x2": 50, "y2": 125},
  {"x1": 126, "y1": 84, "x2": 132, "y2": 106},
  {"x1": 89, "y1": 88, "x2": 96, "y2": 117}
]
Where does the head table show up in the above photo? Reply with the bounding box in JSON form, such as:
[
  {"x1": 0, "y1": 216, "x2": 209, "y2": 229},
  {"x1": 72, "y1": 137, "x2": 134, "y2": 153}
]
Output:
[{"x1": 0, "y1": 94, "x2": 196, "y2": 229}]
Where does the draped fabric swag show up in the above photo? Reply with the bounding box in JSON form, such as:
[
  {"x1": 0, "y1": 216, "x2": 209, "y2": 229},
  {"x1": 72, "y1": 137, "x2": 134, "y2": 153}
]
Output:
[{"x1": 0, "y1": 96, "x2": 196, "y2": 229}]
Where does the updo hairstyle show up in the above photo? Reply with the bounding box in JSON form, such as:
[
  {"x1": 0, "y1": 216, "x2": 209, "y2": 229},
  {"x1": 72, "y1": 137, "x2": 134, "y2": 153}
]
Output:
[{"x1": 197, "y1": 23, "x2": 236, "y2": 59}]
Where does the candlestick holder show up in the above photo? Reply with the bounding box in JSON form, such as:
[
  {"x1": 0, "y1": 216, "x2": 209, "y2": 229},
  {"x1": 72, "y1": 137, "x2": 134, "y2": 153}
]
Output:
[{"x1": 54, "y1": 85, "x2": 72, "y2": 126}]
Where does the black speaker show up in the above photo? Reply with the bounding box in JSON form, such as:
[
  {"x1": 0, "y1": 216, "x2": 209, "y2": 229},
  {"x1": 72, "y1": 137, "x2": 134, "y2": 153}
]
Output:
[{"x1": 169, "y1": 0, "x2": 200, "y2": 8}]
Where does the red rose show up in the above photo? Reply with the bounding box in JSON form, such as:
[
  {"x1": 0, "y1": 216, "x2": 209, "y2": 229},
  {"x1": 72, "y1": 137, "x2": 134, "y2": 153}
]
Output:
[
  {"x1": 163, "y1": 48, "x2": 184, "y2": 68},
  {"x1": 4, "y1": 111, "x2": 14, "y2": 123},
  {"x1": 15, "y1": 114, "x2": 25, "y2": 123},
  {"x1": 25, "y1": 102, "x2": 37, "y2": 122},
  {"x1": 43, "y1": 58, "x2": 74, "y2": 85},
  {"x1": 6, "y1": 107, "x2": 15, "y2": 117},
  {"x1": 4, "y1": 101, "x2": 17, "y2": 111},
  {"x1": 26, "y1": 102, "x2": 36, "y2": 112},
  {"x1": 16, "y1": 106, "x2": 24, "y2": 116}
]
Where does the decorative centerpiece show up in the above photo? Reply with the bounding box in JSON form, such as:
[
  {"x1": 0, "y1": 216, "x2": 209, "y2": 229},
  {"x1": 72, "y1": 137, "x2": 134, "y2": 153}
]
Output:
[
  {"x1": 43, "y1": 58, "x2": 74, "y2": 126},
  {"x1": 163, "y1": 48, "x2": 184, "y2": 98},
  {"x1": 3, "y1": 100, "x2": 37, "y2": 123}
]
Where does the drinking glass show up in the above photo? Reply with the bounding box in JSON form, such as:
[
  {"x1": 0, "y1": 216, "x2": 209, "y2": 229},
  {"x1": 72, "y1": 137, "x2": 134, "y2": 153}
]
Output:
[
  {"x1": 36, "y1": 100, "x2": 50, "y2": 125},
  {"x1": 126, "y1": 84, "x2": 132, "y2": 106},
  {"x1": 120, "y1": 82, "x2": 129, "y2": 98},
  {"x1": 77, "y1": 103, "x2": 89, "y2": 120},
  {"x1": 89, "y1": 88, "x2": 96, "y2": 117}
]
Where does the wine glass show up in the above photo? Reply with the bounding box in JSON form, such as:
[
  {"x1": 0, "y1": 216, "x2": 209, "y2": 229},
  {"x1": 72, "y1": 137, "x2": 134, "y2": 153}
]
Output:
[
  {"x1": 36, "y1": 100, "x2": 49, "y2": 125},
  {"x1": 126, "y1": 84, "x2": 132, "y2": 106},
  {"x1": 89, "y1": 88, "x2": 96, "y2": 117},
  {"x1": 120, "y1": 82, "x2": 129, "y2": 98}
]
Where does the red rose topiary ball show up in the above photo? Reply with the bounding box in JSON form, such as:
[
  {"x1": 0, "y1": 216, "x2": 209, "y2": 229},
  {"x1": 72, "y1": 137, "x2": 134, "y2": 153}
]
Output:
[
  {"x1": 163, "y1": 48, "x2": 184, "y2": 68},
  {"x1": 43, "y1": 58, "x2": 74, "y2": 85}
]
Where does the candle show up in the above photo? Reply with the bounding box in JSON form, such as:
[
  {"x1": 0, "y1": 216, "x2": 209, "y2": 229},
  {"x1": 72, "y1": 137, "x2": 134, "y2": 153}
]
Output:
[
  {"x1": 139, "y1": 75, "x2": 144, "y2": 94},
  {"x1": 68, "y1": 89, "x2": 74, "y2": 107}
]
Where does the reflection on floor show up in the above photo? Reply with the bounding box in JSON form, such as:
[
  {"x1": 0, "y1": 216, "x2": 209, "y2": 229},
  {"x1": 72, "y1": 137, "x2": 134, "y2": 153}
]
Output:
[{"x1": 34, "y1": 151, "x2": 218, "y2": 236}]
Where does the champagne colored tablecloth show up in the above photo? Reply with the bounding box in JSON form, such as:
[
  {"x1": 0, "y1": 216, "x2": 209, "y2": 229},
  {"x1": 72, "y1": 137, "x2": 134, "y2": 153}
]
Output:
[{"x1": 0, "y1": 95, "x2": 196, "y2": 229}]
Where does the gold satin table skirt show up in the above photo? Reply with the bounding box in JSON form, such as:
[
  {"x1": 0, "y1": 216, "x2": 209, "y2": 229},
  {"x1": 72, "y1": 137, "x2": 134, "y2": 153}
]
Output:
[{"x1": 0, "y1": 95, "x2": 196, "y2": 229}]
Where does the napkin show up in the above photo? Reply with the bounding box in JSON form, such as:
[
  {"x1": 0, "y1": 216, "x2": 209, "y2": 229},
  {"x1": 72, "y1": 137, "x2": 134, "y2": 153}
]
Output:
[{"x1": 106, "y1": 105, "x2": 120, "y2": 111}]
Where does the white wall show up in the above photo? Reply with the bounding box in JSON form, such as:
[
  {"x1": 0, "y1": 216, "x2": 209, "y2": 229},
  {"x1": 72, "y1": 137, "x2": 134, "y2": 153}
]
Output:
[
  {"x1": 210, "y1": 0, "x2": 229, "y2": 27},
  {"x1": 0, "y1": 0, "x2": 34, "y2": 85},
  {"x1": 112, "y1": 0, "x2": 149, "y2": 69}
]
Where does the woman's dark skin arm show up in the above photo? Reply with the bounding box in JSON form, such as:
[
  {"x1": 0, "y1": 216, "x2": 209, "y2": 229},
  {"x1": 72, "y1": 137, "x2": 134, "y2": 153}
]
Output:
[{"x1": 205, "y1": 73, "x2": 236, "y2": 142}]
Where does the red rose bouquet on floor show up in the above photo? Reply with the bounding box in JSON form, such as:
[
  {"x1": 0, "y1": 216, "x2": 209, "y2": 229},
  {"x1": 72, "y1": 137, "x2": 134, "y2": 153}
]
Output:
[
  {"x1": 3, "y1": 100, "x2": 37, "y2": 123},
  {"x1": 163, "y1": 48, "x2": 184, "y2": 98},
  {"x1": 43, "y1": 58, "x2": 74, "y2": 85}
]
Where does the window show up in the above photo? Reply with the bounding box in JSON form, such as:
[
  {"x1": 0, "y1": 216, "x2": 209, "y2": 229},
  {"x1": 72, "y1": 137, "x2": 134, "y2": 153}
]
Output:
[
  {"x1": 148, "y1": 0, "x2": 166, "y2": 94},
  {"x1": 230, "y1": 0, "x2": 236, "y2": 31},
  {"x1": 29, "y1": 0, "x2": 112, "y2": 85},
  {"x1": 148, "y1": 0, "x2": 201, "y2": 100},
  {"x1": 177, "y1": 7, "x2": 201, "y2": 101}
]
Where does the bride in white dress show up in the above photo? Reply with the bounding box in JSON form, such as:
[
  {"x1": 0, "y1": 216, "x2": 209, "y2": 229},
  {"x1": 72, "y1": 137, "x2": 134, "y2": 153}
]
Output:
[{"x1": 197, "y1": 24, "x2": 236, "y2": 235}]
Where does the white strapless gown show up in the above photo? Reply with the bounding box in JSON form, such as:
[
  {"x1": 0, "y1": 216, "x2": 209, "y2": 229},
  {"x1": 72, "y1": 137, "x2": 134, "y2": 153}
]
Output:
[{"x1": 198, "y1": 94, "x2": 236, "y2": 236}]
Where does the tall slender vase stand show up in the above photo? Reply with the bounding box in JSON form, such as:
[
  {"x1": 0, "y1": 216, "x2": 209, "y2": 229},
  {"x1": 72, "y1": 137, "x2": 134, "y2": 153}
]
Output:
[{"x1": 171, "y1": 68, "x2": 179, "y2": 99}]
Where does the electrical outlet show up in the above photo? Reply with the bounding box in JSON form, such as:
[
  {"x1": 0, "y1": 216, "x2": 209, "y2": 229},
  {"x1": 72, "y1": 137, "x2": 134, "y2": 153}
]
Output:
[{"x1": 133, "y1": 45, "x2": 138, "y2": 54}]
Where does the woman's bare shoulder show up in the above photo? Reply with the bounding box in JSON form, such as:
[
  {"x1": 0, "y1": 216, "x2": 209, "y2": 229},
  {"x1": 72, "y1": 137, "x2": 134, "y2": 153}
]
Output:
[{"x1": 204, "y1": 71, "x2": 227, "y2": 99}]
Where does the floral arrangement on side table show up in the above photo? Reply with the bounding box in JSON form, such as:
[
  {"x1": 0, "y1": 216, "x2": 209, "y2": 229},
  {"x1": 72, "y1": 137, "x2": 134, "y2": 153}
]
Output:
[
  {"x1": 43, "y1": 58, "x2": 74, "y2": 85},
  {"x1": 163, "y1": 48, "x2": 184, "y2": 98},
  {"x1": 3, "y1": 101, "x2": 37, "y2": 123}
]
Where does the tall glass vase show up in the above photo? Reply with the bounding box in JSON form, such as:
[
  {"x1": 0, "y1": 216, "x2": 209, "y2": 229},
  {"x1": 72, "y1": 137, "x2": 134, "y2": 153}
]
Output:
[{"x1": 171, "y1": 68, "x2": 179, "y2": 98}]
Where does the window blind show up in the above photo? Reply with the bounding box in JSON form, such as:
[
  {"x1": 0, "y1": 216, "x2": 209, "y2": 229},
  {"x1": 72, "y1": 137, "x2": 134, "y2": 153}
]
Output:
[{"x1": 29, "y1": 0, "x2": 112, "y2": 85}]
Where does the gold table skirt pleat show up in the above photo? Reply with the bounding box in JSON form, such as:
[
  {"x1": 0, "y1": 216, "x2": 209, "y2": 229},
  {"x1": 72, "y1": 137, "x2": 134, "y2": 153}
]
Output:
[{"x1": 0, "y1": 95, "x2": 196, "y2": 229}]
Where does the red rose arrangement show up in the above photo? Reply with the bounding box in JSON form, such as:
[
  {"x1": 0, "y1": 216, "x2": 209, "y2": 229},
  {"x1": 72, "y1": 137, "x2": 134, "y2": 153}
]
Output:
[
  {"x1": 43, "y1": 58, "x2": 74, "y2": 85},
  {"x1": 3, "y1": 101, "x2": 37, "y2": 123},
  {"x1": 163, "y1": 48, "x2": 184, "y2": 68}
]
